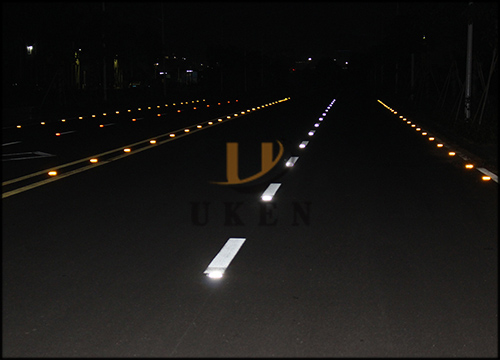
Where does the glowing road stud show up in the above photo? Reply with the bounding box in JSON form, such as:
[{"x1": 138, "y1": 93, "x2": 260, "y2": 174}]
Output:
[
  {"x1": 299, "y1": 141, "x2": 309, "y2": 149},
  {"x1": 261, "y1": 183, "x2": 281, "y2": 201},
  {"x1": 204, "y1": 238, "x2": 246, "y2": 280},
  {"x1": 286, "y1": 157, "x2": 299, "y2": 167},
  {"x1": 477, "y1": 168, "x2": 498, "y2": 183}
]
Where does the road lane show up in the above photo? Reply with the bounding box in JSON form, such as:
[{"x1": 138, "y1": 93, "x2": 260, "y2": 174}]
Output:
[{"x1": 2, "y1": 90, "x2": 497, "y2": 357}]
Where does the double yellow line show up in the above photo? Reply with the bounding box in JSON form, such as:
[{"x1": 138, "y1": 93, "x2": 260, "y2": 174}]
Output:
[{"x1": 2, "y1": 98, "x2": 290, "y2": 199}]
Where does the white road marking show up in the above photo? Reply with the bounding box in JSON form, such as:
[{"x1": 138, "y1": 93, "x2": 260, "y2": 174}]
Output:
[
  {"x1": 286, "y1": 156, "x2": 299, "y2": 167},
  {"x1": 261, "y1": 183, "x2": 281, "y2": 201},
  {"x1": 2, "y1": 141, "x2": 22, "y2": 147},
  {"x1": 299, "y1": 141, "x2": 309, "y2": 149},
  {"x1": 477, "y1": 168, "x2": 498, "y2": 183},
  {"x1": 204, "y1": 238, "x2": 246, "y2": 279},
  {"x1": 2, "y1": 151, "x2": 55, "y2": 161}
]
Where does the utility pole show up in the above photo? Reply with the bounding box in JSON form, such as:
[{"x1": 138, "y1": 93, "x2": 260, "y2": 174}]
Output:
[
  {"x1": 464, "y1": 2, "x2": 473, "y2": 123},
  {"x1": 102, "y1": 2, "x2": 107, "y2": 103},
  {"x1": 161, "y1": 3, "x2": 167, "y2": 98},
  {"x1": 410, "y1": 53, "x2": 415, "y2": 102}
]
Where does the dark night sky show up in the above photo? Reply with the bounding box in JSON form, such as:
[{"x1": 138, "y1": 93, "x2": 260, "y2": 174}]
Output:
[{"x1": 3, "y1": 2, "x2": 399, "y2": 62}]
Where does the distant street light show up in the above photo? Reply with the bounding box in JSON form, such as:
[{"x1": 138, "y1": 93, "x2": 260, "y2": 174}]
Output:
[{"x1": 26, "y1": 45, "x2": 33, "y2": 55}]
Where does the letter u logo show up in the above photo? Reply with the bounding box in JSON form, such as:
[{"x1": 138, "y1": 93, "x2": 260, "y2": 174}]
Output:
[{"x1": 212, "y1": 141, "x2": 284, "y2": 185}]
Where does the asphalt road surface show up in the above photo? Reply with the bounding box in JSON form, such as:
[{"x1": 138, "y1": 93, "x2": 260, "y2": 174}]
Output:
[{"x1": 2, "y1": 89, "x2": 497, "y2": 357}]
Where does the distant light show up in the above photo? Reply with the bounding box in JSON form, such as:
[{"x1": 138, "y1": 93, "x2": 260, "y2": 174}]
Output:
[
  {"x1": 48, "y1": 171, "x2": 57, "y2": 176},
  {"x1": 411, "y1": 124, "x2": 416, "y2": 127},
  {"x1": 448, "y1": 151, "x2": 456, "y2": 156},
  {"x1": 100, "y1": 124, "x2": 104, "y2": 128},
  {"x1": 437, "y1": 143, "x2": 444, "y2": 147},
  {"x1": 123, "y1": 148, "x2": 131, "y2": 152},
  {"x1": 186, "y1": 70, "x2": 193, "y2": 73},
  {"x1": 16, "y1": 125, "x2": 21, "y2": 128},
  {"x1": 308, "y1": 130, "x2": 315, "y2": 136},
  {"x1": 150, "y1": 140, "x2": 157, "y2": 144},
  {"x1": 429, "y1": 137, "x2": 435, "y2": 141},
  {"x1": 482, "y1": 176, "x2": 491, "y2": 181},
  {"x1": 197, "y1": 125, "x2": 202, "y2": 128},
  {"x1": 208, "y1": 121, "x2": 213, "y2": 125},
  {"x1": 314, "y1": 123, "x2": 320, "y2": 127},
  {"x1": 55, "y1": 133, "x2": 61, "y2": 136},
  {"x1": 90, "y1": 158, "x2": 98, "y2": 163},
  {"x1": 115, "y1": 111, "x2": 119, "y2": 114},
  {"x1": 465, "y1": 164, "x2": 474, "y2": 169},
  {"x1": 308, "y1": 57, "x2": 312, "y2": 61},
  {"x1": 422, "y1": 132, "x2": 427, "y2": 136},
  {"x1": 170, "y1": 133, "x2": 175, "y2": 137},
  {"x1": 184, "y1": 129, "x2": 190, "y2": 132},
  {"x1": 41, "y1": 122, "x2": 45, "y2": 125}
]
